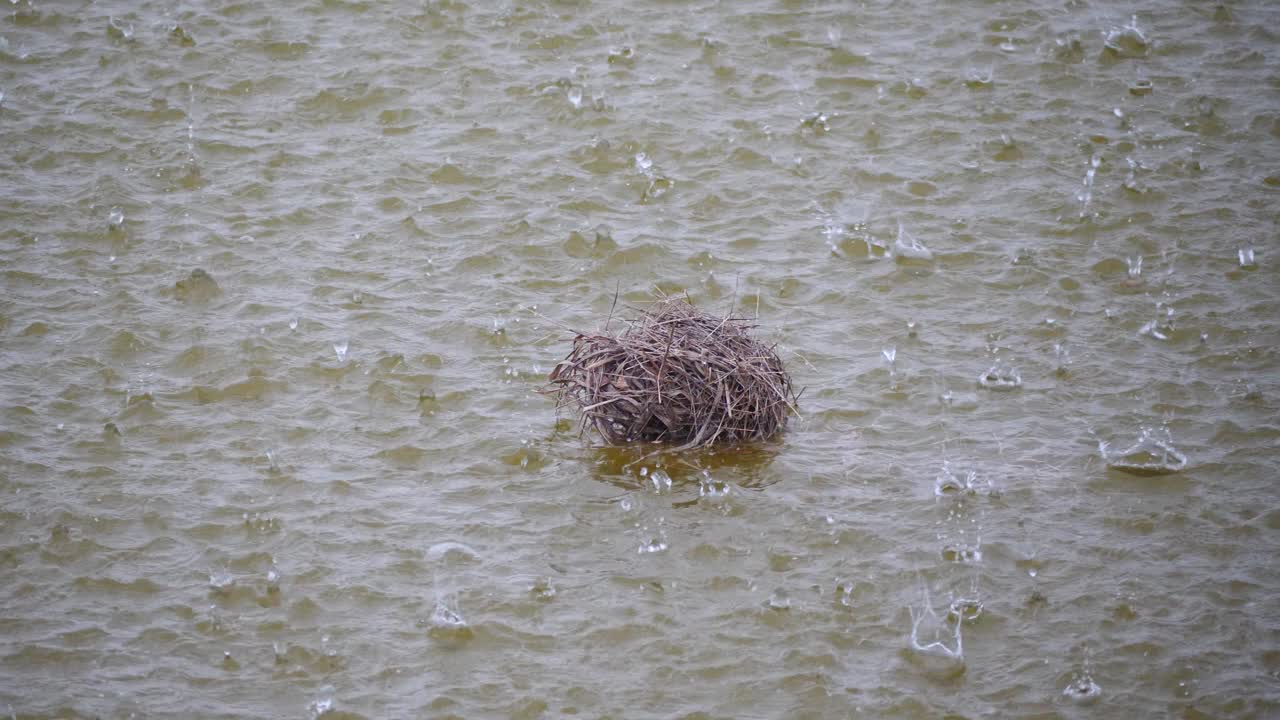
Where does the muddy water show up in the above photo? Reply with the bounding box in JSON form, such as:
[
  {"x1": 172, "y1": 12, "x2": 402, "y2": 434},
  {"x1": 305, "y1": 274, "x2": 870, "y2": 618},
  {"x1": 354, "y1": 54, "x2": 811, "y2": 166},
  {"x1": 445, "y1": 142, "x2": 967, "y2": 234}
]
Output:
[{"x1": 1, "y1": 1, "x2": 1278, "y2": 717}]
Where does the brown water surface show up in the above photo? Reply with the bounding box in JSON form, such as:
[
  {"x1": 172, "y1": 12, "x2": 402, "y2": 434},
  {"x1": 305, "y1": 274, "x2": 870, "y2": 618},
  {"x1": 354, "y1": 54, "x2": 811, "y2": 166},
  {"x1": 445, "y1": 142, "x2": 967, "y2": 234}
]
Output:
[{"x1": 1, "y1": 1, "x2": 1278, "y2": 717}]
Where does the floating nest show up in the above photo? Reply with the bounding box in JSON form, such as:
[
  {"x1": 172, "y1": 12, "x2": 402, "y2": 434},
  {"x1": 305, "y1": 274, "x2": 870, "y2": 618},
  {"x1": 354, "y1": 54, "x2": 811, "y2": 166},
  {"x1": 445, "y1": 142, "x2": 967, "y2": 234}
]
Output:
[{"x1": 546, "y1": 297, "x2": 799, "y2": 449}]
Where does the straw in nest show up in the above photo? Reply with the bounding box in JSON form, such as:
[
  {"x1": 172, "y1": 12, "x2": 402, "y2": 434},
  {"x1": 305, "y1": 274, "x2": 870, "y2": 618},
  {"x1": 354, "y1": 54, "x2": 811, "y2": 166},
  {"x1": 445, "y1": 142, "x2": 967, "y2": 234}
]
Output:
[{"x1": 546, "y1": 297, "x2": 798, "y2": 449}]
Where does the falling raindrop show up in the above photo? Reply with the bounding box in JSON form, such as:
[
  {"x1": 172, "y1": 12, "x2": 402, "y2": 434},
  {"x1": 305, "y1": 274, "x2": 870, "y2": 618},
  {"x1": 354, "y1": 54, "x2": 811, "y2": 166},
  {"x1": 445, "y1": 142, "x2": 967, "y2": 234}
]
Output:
[{"x1": 1238, "y1": 246, "x2": 1256, "y2": 268}]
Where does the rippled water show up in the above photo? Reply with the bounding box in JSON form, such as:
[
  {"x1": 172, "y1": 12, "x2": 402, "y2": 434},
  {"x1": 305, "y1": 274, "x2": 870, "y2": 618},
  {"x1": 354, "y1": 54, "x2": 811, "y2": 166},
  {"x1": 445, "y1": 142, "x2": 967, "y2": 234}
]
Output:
[{"x1": 2, "y1": 1, "x2": 1279, "y2": 717}]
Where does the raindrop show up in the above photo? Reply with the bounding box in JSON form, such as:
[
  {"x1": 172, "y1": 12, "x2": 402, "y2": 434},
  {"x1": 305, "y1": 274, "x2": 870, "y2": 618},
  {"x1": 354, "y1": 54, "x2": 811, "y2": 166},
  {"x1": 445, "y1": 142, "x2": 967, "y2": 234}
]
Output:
[
  {"x1": 333, "y1": 340, "x2": 349, "y2": 362},
  {"x1": 649, "y1": 469, "x2": 672, "y2": 495},
  {"x1": 638, "y1": 529, "x2": 668, "y2": 554},
  {"x1": 977, "y1": 364, "x2": 1021, "y2": 391},
  {"x1": 289, "y1": 317, "x2": 299, "y2": 331},
  {"x1": 892, "y1": 223, "x2": 933, "y2": 261},
  {"x1": 634, "y1": 152, "x2": 653, "y2": 174},
  {"x1": 1053, "y1": 343, "x2": 1070, "y2": 375},
  {"x1": 567, "y1": 85, "x2": 583, "y2": 109},
  {"x1": 1238, "y1": 246, "x2": 1256, "y2": 268},
  {"x1": 1104, "y1": 15, "x2": 1150, "y2": 59},
  {"x1": 1099, "y1": 426, "x2": 1187, "y2": 475},
  {"x1": 698, "y1": 473, "x2": 731, "y2": 499},
  {"x1": 1063, "y1": 677, "x2": 1102, "y2": 705},
  {"x1": 307, "y1": 687, "x2": 334, "y2": 719},
  {"x1": 430, "y1": 602, "x2": 466, "y2": 629},
  {"x1": 1126, "y1": 255, "x2": 1143, "y2": 279},
  {"x1": 909, "y1": 595, "x2": 964, "y2": 669},
  {"x1": 530, "y1": 577, "x2": 556, "y2": 601},
  {"x1": 107, "y1": 207, "x2": 125, "y2": 229},
  {"x1": 948, "y1": 597, "x2": 983, "y2": 623}
]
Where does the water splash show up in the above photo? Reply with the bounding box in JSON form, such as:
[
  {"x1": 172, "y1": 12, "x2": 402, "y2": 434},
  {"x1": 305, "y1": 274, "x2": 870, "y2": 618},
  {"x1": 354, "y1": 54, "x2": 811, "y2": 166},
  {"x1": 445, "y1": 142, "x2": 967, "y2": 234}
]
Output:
[
  {"x1": 1238, "y1": 246, "x2": 1256, "y2": 268},
  {"x1": 107, "y1": 207, "x2": 125, "y2": 230},
  {"x1": 529, "y1": 577, "x2": 556, "y2": 601},
  {"x1": 637, "y1": 523, "x2": 668, "y2": 554},
  {"x1": 882, "y1": 346, "x2": 898, "y2": 388},
  {"x1": 1126, "y1": 255, "x2": 1143, "y2": 280},
  {"x1": 893, "y1": 223, "x2": 933, "y2": 261},
  {"x1": 947, "y1": 595, "x2": 983, "y2": 624},
  {"x1": 307, "y1": 686, "x2": 334, "y2": 719},
  {"x1": 1053, "y1": 342, "x2": 1071, "y2": 375},
  {"x1": 977, "y1": 364, "x2": 1021, "y2": 390},
  {"x1": 567, "y1": 85, "x2": 583, "y2": 109},
  {"x1": 425, "y1": 541, "x2": 479, "y2": 563},
  {"x1": 766, "y1": 588, "x2": 791, "y2": 610},
  {"x1": 909, "y1": 589, "x2": 964, "y2": 673},
  {"x1": 1063, "y1": 645, "x2": 1103, "y2": 705},
  {"x1": 1099, "y1": 426, "x2": 1187, "y2": 475},
  {"x1": 1077, "y1": 153, "x2": 1101, "y2": 217},
  {"x1": 698, "y1": 471, "x2": 731, "y2": 500},
  {"x1": 333, "y1": 340, "x2": 349, "y2": 362},
  {"x1": 934, "y1": 465, "x2": 989, "y2": 497},
  {"x1": 1063, "y1": 676, "x2": 1102, "y2": 705},
  {"x1": 1138, "y1": 305, "x2": 1175, "y2": 341},
  {"x1": 647, "y1": 468, "x2": 672, "y2": 495},
  {"x1": 1104, "y1": 15, "x2": 1151, "y2": 59}
]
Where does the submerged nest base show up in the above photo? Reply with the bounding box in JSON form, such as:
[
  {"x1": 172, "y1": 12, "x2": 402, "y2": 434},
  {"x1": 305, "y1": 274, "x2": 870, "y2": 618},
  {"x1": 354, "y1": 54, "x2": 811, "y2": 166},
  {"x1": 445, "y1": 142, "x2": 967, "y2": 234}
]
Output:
[{"x1": 547, "y1": 297, "x2": 798, "y2": 449}]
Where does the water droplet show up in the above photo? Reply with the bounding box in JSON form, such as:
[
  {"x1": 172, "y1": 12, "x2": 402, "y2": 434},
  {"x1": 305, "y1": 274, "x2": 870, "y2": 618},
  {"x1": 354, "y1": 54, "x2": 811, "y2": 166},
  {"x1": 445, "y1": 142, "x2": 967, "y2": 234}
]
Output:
[
  {"x1": 767, "y1": 588, "x2": 791, "y2": 610},
  {"x1": 1104, "y1": 15, "x2": 1150, "y2": 59},
  {"x1": 638, "y1": 537, "x2": 668, "y2": 554},
  {"x1": 333, "y1": 340, "x2": 349, "y2": 362},
  {"x1": 977, "y1": 365, "x2": 1021, "y2": 391},
  {"x1": 1238, "y1": 246, "x2": 1256, "y2": 268},
  {"x1": 1063, "y1": 677, "x2": 1102, "y2": 705},
  {"x1": 567, "y1": 85, "x2": 583, "y2": 109},
  {"x1": 948, "y1": 597, "x2": 983, "y2": 623},
  {"x1": 909, "y1": 593, "x2": 964, "y2": 667},
  {"x1": 1053, "y1": 343, "x2": 1070, "y2": 375},
  {"x1": 107, "y1": 207, "x2": 124, "y2": 229},
  {"x1": 1099, "y1": 426, "x2": 1187, "y2": 475},
  {"x1": 893, "y1": 223, "x2": 933, "y2": 261},
  {"x1": 649, "y1": 469, "x2": 672, "y2": 495},
  {"x1": 634, "y1": 152, "x2": 652, "y2": 173},
  {"x1": 698, "y1": 473, "x2": 731, "y2": 499},
  {"x1": 530, "y1": 577, "x2": 556, "y2": 601},
  {"x1": 1126, "y1": 255, "x2": 1143, "y2": 279},
  {"x1": 289, "y1": 317, "x2": 299, "y2": 331},
  {"x1": 307, "y1": 686, "x2": 334, "y2": 719}
]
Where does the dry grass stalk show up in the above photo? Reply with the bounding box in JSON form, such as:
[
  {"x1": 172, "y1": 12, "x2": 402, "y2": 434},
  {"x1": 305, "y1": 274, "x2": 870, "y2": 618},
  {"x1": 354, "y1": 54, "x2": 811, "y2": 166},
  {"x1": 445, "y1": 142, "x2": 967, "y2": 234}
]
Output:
[{"x1": 547, "y1": 296, "x2": 798, "y2": 449}]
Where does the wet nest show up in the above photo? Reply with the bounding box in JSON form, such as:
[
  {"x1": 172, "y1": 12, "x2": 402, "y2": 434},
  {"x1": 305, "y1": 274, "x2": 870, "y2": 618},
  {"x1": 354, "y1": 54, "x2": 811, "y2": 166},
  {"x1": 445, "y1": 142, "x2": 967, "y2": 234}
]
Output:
[{"x1": 546, "y1": 297, "x2": 799, "y2": 449}]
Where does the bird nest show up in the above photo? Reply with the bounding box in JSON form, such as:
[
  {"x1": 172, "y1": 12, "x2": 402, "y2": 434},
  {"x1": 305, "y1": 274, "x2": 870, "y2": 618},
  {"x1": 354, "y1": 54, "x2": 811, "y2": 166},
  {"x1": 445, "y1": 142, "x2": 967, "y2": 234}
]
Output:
[{"x1": 546, "y1": 297, "x2": 798, "y2": 449}]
